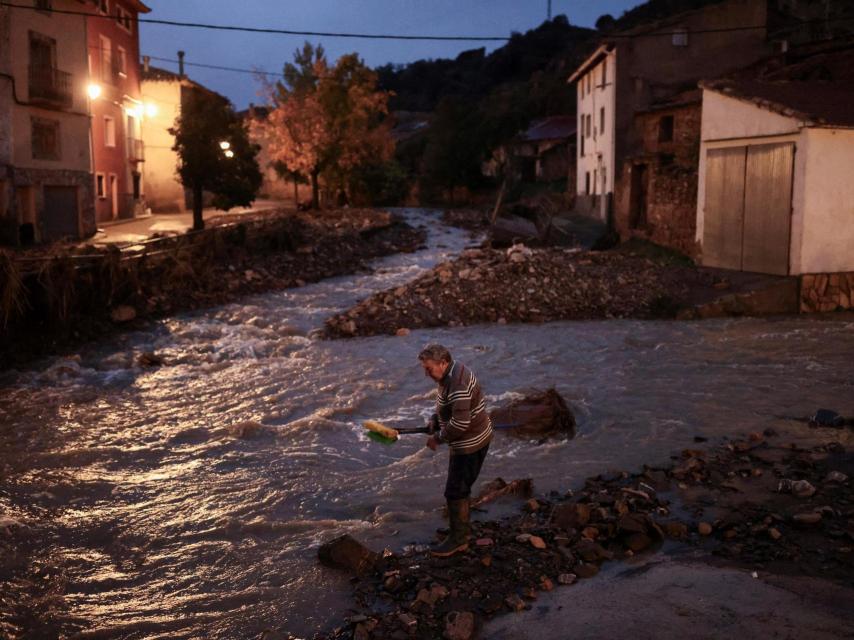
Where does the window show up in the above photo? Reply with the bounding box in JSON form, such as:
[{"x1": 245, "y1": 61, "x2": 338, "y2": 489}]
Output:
[
  {"x1": 29, "y1": 31, "x2": 56, "y2": 70},
  {"x1": 104, "y1": 116, "x2": 116, "y2": 146},
  {"x1": 672, "y1": 28, "x2": 688, "y2": 47},
  {"x1": 593, "y1": 169, "x2": 598, "y2": 195},
  {"x1": 658, "y1": 115, "x2": 674, "y2": 142},
  {"x1": 35, "y1": 0, "x2": 52, "y2": 12},
  {"x1": 600, "y1": 107, "x2": 605, "y2": 134},
  {"x1": 116, "y1": 46, "x2": 127, "y2": 76},
  {"x1": 99, "y1": 35, "x2": 112, "y2": 83},
  {"x1": 586, "y1": 114, "x2": 592, "y2": 138},
  {"x1": 579, "y1": 115, "x2": 585, "y2": 155},
  {"x1": 587, "y1": 74, "x2": 591, "y2": 94},
  {"x1": 585, "y1": 172, "x2": 591, "y2": 195},
  {"x1": 95, "y1": 173, "x2": 106, "y2": 198},
  {"x1": 601, "y1": 167, "x2": 607, "y2": 191},
  {"x1": 601, "y1": 60, "x2": 607, "y2": 86},
  {"x1": 97, "y1": 0, "x2": 109, "y2": 13},
  {"x1": 115, "y1": 5, "x2": 133, "y2": 33},
  {"x1": 31, "y1": 117, "x2": 60, "y2": 160}
]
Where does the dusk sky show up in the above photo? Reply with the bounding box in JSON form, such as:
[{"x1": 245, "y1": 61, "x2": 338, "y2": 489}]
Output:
[{"x1": 139, "y1": 0, "x2": 641, "y2": 109}]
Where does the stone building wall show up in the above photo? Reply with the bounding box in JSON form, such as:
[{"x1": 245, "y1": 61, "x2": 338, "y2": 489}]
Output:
[
  {"x1": 614, "y1": 101, "x2": 701, "y2": 257},
  {"x1": 800, "y1": 273, "x2": 854, "y2": 312}
]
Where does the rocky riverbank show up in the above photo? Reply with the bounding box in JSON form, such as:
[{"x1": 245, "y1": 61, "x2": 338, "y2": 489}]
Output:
[
  {"x1": 0, "y1": 208, "x2": 425, "y2": 367},
  {"x1": 324, "y1": 243, "x2": 719, "y2": 338},
  {"x1": 301, "y1": 424, "x2": 853, "y2": 640}
]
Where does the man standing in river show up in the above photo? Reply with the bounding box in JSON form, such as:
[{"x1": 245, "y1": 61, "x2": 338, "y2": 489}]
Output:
[{"x1": 419, "y1": 344, "x2": 493, "y2": 558}]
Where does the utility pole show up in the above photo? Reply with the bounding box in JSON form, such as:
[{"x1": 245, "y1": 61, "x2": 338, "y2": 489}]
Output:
[{"x1": 547, "y1": 0, "x2": 552, "y2": 20}]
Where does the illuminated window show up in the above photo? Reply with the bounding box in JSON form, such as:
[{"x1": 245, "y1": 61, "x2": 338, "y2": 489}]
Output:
[
  {"x1": 104, "y1": 116, "x2": 116, "y2": 147},
  {"x1": 672, "y1": 28, "x2": 688, "y2": 47}
]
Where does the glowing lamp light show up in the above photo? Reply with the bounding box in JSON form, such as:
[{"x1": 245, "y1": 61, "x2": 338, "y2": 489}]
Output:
[
  {"x1": 224, "y1": 149, "x2": 235, "y2": 158},
  {"x1": 126, "y1": 105, "x2": 142, "y2": 119},
  {"x1": 87, "y1": 83, "x2": 102, "y2": 100},
  {"x1": 144, "y1": 102, "x2": 159, "y2": 117},
  {"x1": 219, "y1": 141, "x2": 231, "y2": 150}
]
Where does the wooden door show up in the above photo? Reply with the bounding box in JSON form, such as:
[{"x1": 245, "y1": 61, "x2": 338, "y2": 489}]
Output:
[
  {"x1": 742, "y1": 142, "x2": 794, "y2": 275},
  {"x1": 702, "y1": 147, "x2": 746, "y2": 270}
]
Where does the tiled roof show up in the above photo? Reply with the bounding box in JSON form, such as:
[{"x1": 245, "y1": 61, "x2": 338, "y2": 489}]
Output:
[
  {"x1": 703, "y1": 79, "x2": 854, "y2": 128},
  {"x1": 140, "y1": 64, "x2": 182, "y2": 82},
  {"x1": 520, "y1": 116, "x2": 576, "y2": 141}
]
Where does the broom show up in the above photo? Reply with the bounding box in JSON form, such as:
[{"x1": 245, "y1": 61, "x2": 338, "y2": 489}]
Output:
[{"x1": 363, "y1": 420, "x2": 518, "y2": 445}]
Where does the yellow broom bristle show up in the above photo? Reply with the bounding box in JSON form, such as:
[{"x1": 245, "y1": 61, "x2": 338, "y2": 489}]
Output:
[{"x1": 363, "y1": 420, "x2": 399, "y2": 441}]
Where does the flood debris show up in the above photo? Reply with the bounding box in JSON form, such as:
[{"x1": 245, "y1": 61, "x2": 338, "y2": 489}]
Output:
[
  {"x1": 305, "y1": 432, "x2": 853, "y2": 640},
  {"x1": 323, "y1": 245, "x2": 708, "y2": 338}
]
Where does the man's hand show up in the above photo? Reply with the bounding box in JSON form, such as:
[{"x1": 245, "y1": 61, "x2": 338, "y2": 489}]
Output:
[{"x1": 426, "y1": 435, "x2": 439, "y2": 451}]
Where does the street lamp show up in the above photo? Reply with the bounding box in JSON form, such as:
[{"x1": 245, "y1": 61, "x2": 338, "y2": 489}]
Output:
[
  {"x1": 219, "y1": 141, "x2": 231, "y2": 150},
  {"x1": 144, "y1": 102, "x2": 158, "y2": 117},
  {"x1": 87, "y1": 83, "x2": 102, "y2": 100},
  {"x1": 224, "y1": 149, "x2": 235, "y2": 158}
]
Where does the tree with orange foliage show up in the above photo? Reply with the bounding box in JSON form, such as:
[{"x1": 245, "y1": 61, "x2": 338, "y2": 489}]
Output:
[{"x1": 258, "y1": 43, "x2": 394, "y2": 209}]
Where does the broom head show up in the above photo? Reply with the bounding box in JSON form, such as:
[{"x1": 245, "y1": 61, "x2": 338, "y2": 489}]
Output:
[{"x1": 363, "y1": 420, "x2": 399, "y2": 445}]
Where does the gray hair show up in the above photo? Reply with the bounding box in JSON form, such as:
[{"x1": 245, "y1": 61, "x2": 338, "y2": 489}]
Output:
[{"x1": 418, "y1": 344, "x2": 452, "y2": 363}]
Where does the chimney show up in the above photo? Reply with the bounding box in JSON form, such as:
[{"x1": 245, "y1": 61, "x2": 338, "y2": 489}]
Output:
[
  {"x1": 177, "y1": 50, "x2": 185, "y2": 78},
  {"x1": 143, "y1": 55, "x2": 150, "y2": 74}
]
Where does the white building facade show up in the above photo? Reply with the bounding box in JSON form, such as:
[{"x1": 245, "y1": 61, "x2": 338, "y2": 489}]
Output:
[
  {"x1": 697, "y1": 82, "x2": 854, "y2": 311},
  {"x1": 569, "y1": 45, "x2": 616, "y2": 223}
]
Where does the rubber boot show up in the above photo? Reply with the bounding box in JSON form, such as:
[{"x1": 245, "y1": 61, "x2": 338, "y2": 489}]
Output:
[{"x1": 431, "y1": 499, "x2": 470, "y2": 558}]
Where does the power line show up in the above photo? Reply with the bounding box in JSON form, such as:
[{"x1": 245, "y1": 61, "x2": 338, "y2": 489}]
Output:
[
  {"x1": 144, "y1": 55, "x2": 280, "y2": 78},
  {"x1": 3, "y1": 1, "x2": 851, "y2": 43},
  {"x1": 0, "y1": 2, "x2": 511, "y2": 41}
]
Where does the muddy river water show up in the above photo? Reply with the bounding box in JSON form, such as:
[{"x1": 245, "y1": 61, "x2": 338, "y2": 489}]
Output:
[{"x1": 1, "y1": 210, "x2": 853, "y2": 639}]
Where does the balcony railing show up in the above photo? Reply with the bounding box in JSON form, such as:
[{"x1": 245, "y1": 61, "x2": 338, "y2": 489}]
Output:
[
  {"x1": 126, "y1": 137, "x2": 144, "y2": 162},
  {"x1": 28, "y1": 65, "x2": 73, "y2": 108}
]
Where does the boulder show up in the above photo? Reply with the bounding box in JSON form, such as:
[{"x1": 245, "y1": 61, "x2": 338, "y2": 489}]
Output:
[
  {"x1": 552, "y1": 502, "x2": 591, "y2": 531},
  {"x1": 489, "y1": 388, "x2": 576, "y2": 439},
  {"x1": 317, "y1": 534, "x2": 380, "y2": 575},
  {"x1": 444, "y1": 611, "x2": 475, "y2": 640}
]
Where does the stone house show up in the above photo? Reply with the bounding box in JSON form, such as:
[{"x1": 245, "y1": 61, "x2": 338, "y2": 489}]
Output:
[
  {"x1": 86, "y1": 0, "x2": 151, "y2": 223},
  {"x1": 0, "y1": 0, "x2": 94, "y2": 243},
  {"x1": 512, "y1": 116, "x2": 576, "y2": 185},
  {"x1": 615, "y1": 90, "x2": 701, "y2": 257},
  {"x1": 567, "y1": 0, "x2": 846, "y2": 226},
  {"x1": 696, "y1": 79, "x2": 854, "y2": 311}
]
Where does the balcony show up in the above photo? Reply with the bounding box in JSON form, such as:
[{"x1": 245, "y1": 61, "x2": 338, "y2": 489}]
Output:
[
  {"x1": 28, "y1": 65, "x2": 73, "y2": 108},
  {"x1": 126, "y1": 137, "x2": 144, "y2": 162}
]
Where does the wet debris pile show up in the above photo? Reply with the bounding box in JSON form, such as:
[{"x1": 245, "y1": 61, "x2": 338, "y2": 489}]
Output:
[
  {"x1": 307, "y1": 432, "x2": 852, "y2": 640},
  {"x1": 1, "y1": 208, "x2": 425, "y2": 367},
  {"x1": 324, "y1": 244, "x2": 700, "y2": 338}
]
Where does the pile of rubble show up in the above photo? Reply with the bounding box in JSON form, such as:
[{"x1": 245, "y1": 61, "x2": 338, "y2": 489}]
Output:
[
  {"x1": 303, "y1": 427, "x2": 852, "y2": 640},
  {"x1": 324, "y1": 244, "x2": 708, "y2": 338}
]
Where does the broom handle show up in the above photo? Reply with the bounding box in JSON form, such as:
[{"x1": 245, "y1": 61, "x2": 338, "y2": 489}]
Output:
[{"x1": 395, "y1": 422, "x2": 518, "y2": 435}]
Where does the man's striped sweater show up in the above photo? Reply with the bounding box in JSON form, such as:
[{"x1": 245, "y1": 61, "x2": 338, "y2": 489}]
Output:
[{"x1": 435, "y1": 361, "x2": 493, "y2": 455}]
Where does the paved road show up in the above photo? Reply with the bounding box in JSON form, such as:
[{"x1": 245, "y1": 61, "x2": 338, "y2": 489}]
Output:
[{"x1": 90, "y1": 199, "x2": 290, "y2": 244}]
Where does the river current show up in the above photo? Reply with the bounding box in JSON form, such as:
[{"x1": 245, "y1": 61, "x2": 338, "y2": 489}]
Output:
[{"x1": 1, "y1": 210, "x2": 852, "y2": 638}]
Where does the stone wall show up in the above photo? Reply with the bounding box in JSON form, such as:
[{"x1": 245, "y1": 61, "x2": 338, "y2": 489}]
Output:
[
  {"x1": 614, "y1": 101, "x2": 701, "y2": 258},
  {"x1": 800, "y1": 272, "x2": 854, "y2": 312}
]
